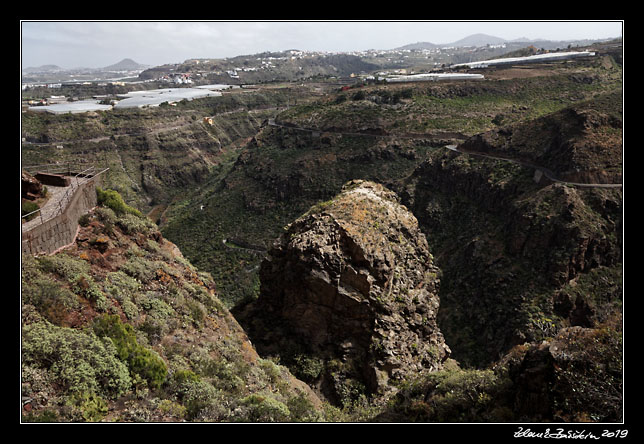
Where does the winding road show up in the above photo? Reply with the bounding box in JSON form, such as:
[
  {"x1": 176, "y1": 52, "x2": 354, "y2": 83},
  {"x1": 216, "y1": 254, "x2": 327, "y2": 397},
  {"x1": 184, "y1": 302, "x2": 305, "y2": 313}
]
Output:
[
  {"x1": 443, "y1": 145, "x2": 622, "y2": 189},
  {"x1": 267, "y1": 119, "x2": 622, "y2": 189}
]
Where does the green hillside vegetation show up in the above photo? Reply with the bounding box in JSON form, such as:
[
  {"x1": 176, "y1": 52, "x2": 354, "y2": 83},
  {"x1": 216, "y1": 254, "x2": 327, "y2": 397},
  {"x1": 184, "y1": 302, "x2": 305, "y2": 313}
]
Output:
[
  {"x1": 22, "y1": 190, "x2": 332, "y2": 422},
  {"x1": 279, "y1": 63, "x2": 620, "y2": 136}
]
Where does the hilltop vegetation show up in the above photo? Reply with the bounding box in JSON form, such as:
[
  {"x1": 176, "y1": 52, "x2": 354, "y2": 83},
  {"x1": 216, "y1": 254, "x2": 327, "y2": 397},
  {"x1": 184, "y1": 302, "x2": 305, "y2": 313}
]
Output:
[{"x1": 278, "y1": 59, "x2": 620, "y2": 136}]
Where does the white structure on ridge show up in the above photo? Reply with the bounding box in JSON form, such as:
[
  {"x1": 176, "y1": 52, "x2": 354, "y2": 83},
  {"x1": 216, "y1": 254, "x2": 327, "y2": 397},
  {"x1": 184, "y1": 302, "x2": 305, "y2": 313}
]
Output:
[
  {"x1": 385, "y1": 73, "x2": 484, "y2": 83},
  {"x1": 451, "y1": 51, "x2": 596, "y2": 69}
]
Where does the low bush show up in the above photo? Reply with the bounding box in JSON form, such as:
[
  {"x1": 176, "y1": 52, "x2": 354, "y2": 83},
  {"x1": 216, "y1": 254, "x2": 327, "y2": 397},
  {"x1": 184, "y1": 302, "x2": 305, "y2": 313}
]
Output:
[
  {"x1": 92, "y1": 314, "x2": 167, "y2": 389},
  {"x1": 78, "y1": 213, "x2": 91, "y2": 227},
  {"x1": 65, "y1": 391, "x2": 109, "y2": 422},
  {"x1": 22, "y1": 277, "x2": 80, "y2": 324},
  {"x1": 22, "y1": 200, "x2": 39, "y2": 220},
  {"x1": 96, "y1": 187, "x2": 142, "y2": 217},
  {"x1": 179, "y1": 379, "x2": 222, "y2": 420},
  {"x1": 22, "y1": 320, "x2": 132, "y2": 399},
  {"x1": 240, "y1": 394, "x2": 291, "y2": 422},
  {"x1": 37, "y1": 252, "x2": 90, "y2": 281},
  {"x1": 72, "y1": 273, "x2": 108, "y2": 311}
]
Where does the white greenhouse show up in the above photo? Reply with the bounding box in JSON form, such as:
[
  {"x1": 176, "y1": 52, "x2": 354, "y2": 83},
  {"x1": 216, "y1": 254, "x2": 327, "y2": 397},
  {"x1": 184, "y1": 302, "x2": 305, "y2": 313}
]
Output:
[
  {"x1": 451, "y1": 51, "x2": 596, "y2": 69},
  {"x1": 114, "y1": 88, "x2": 222, "y2": 109},
  {"x1": 385, "y1": 73, "x2": 484, "y2": 83}
]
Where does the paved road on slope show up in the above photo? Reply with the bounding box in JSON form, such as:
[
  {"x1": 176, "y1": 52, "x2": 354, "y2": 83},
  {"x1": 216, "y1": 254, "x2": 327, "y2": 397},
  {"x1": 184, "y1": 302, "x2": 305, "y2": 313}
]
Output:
[
  {"x1": 267, "y1": 119, "x2": 622, "y2": 189},
  {"x1": 444, "y1": 145, "x2": 622, "y2": 189}
]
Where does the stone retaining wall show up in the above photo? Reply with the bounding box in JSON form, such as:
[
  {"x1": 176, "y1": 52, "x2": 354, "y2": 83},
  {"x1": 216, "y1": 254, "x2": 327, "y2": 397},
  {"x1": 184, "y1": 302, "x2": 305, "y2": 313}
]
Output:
[{"x1": 21, "y1": 173, "x2": 104, "y2": 256}]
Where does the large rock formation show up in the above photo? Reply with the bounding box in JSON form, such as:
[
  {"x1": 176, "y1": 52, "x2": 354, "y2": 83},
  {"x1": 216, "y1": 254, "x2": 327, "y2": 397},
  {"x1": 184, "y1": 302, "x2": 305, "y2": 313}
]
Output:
[{"x1": 236, "y1": 180, "x2": 450, "y2": 403}]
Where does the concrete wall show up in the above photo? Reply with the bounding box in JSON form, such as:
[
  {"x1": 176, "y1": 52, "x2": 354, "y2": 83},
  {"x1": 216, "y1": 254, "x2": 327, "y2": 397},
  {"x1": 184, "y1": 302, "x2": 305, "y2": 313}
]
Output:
[{"x1": 21, "y1": 173, "x2": 104, "y2": 256}]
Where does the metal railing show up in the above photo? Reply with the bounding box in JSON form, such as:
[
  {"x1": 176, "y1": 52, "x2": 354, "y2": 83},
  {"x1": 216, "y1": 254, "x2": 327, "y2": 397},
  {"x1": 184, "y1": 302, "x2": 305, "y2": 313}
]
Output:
[
  {"x1": 22, "y1": 162, "x2": 99, "y2": 177},
  {"x1": 21, "y1": 166, "x2": 109, "y2": 230}
]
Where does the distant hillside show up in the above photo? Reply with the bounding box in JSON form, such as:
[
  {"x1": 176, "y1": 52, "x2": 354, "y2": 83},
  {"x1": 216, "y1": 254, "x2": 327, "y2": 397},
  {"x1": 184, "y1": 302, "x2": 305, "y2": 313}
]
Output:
[
  {"x1": 101, "y1": 58, "x2": 148, "y2": 71},
  {"x1": 395, "y1": 34, "x2": 617, "y2": 51},
  {"x1": 22, "y1": 64, "x2": 63, "y2": 74},
  {"x1": 450, "y1": 33, "x2": 506, "y2": 47},
  {"x1": 396, "y1": 41, "x2": 439, "y2": 50},
  {"x1": 396, "y1": 33, "x2": 506, "y2": 50}
]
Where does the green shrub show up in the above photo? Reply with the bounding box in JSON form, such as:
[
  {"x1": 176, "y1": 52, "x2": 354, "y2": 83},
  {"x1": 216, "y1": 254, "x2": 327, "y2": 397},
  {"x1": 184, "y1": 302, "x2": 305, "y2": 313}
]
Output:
[
  {"x1": 78, "y1": 213, "x2": 91, "y2": 227},
  {"x1": 180, "y1": 379, "x2": 221, "y2": 420},
  {"x1": 287, "y1": 392, "x2": 322, "y2": 422},
  {"x1": 104, "y1": 271, "x2": 141, "y2": 301},
  {"x1": 388, "y1": 367, "x2": 511, "y2": 422},
  {"x1": 185, "y1": 299, "x2": 205, "y2": 327},
  {"x1": 157, "y1": 399, "x2": 187, "y2": 419},
  {"x1": 95, "y1": 206, "x2": 117, "y2": 225},
  {"x1": 37, "y1": 253, "x2": 90, "y2": 281},
  {"x1": 96, "y1": 187, "x2": 142, "y2": 217},
  {"x1": 120, "y1": 256, "x2": 158, "y2": 283},
  {"x1": 65, "y1": 391, "x2": 109, "y2": 422},
  {"x1": 22, "y1": 200, "x2": 39, "y2": 220},
  {"x1": 190, "y1": 356, "x2": 244, "y2": 394},
  {"x1": 22, "y1": 320, "x2": 132, "y2": 399},
  {"x1": 352, "y1": 90, "x2": 366, "y2": 101},
  {"x1": 117, "y1": 213, "x2": 154, "y2": 235},
  {"x1": 173, "y1": 369, "x2": 201, "y2": 385},
  {"x1": 240, "y1": 394, "x2": 291, "y2": 422},
  {"x1": 92, "y1": 314, "x2": 167, "y2": 389},
  {"x1": 22, "y1": 277, "x2": 80, "y2": 324},
  {"x1": 292, "y1": 354, "x2": 324, "y2": 382},
  {"x1": 72, "y1": 273, "x2": 108, "y2": 311},
  {"x1": 22, "y1": 409, "x2": 60, "y2": 423}
]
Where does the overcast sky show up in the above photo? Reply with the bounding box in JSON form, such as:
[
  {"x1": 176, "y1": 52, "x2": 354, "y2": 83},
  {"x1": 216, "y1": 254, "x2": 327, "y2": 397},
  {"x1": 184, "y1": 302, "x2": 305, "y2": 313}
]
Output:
[{"x1": 21, "y1": 21, "x2": 623, "y2": 69}]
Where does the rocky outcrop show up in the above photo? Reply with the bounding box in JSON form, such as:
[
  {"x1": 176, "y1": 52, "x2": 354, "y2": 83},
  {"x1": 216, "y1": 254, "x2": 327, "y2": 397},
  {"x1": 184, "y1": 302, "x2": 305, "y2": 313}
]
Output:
[
  {"x1": 499, "y1": 314, "x2": 623, "y2": 422},
  {"x1": 236, "y1": 180, "x2": 450, "y2": 403},
  {"x1": 373, "y1": 314, "x2": 623, "y2": 423},
  {"x1": 21, "y1": 171, "x2": 44, "y2": 200}
]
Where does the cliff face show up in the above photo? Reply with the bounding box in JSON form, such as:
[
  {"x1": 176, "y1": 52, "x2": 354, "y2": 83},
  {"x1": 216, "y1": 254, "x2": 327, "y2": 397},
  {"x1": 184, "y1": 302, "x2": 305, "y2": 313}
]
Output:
[
  {"x1": 398, "y1": 97, "x2": 622, "y2": 368},
  {"x1": 236, "y1": 180, "x2": 450, "y2": 404}
]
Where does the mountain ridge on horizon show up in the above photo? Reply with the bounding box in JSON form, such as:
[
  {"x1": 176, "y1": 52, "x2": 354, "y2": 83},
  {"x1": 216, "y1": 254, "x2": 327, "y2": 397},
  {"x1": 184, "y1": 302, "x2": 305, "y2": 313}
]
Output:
[
  {"x1": 394, "y1": 32, "x2": 617, "y2": 50},
  {"x1": 22, "y1": 58, "x2": 149, "y2": 74},
  {"x1": 22, "y1": 32, "x2": 620, "y2": 75}
]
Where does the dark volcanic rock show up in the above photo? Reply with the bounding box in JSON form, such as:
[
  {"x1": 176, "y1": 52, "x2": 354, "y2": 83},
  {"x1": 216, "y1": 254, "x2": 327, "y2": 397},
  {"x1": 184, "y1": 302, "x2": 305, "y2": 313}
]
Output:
[
  {"x1": 22, "y1": 171, "x2": 43, "y2": 200},
  {"x1": 236, "y1": 180, "x2": 450, "y2": 402}
]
